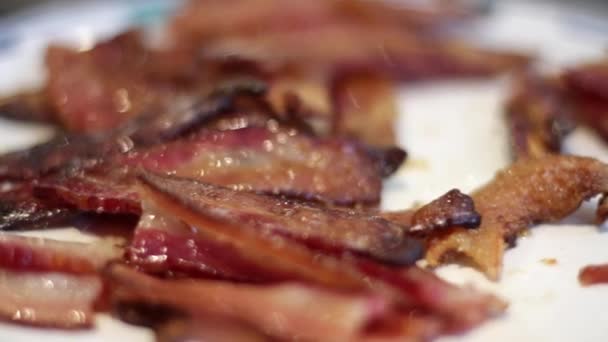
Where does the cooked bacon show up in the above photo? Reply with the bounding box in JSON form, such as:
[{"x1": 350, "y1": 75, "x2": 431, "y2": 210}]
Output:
[
  {"x1": 130, "y1": 172, "x2": 504, "y2": 330},
  {"x1": 505, "y1": 73, "x2": 573, "y2": 159},
  {"x1": 562, "y1": 60, "x2": 608, "y2": 142},
  {"x1": 0, "y1": 182, "x2": 74, "y2": 230},
  {"x1": 426, "y1": 155, "x2": 608, "y2": 280},
  {"x1": 0, "y1": 134, "x2": 112, "y2": 181},
  {"x1": 0, "y1": 91, "x2": 55, "y2": 124},
  {"x1": 120, "y1": 126, "x2": 403, "y2": 205},
  {"x1": 0, "y1": 270, "x2": 102, "y2": 328},
  {"x1": 35, "y1": 173, "x2": 141, "y2": 216},
  {"x1": 579, "y1": 264, "x2": 608, "y2": 286},
  {"x1": 332, "y1": 72, "x2": 398, "y2": 147},
  {"x1": 108, "y1": 264, "x2": 386, "y2": 342},
  {"x1": 133, "y1": 172, "x2": 422, "y2": 264},
  {"x1": 382, "y1": 189, "x2": 480, "y2": 236},
  {"x1": 31, "y1": 125, "x2": 404, "y2": 220},
  {"x1": 199, "y1": 24, "x2": 529, "y2": 81},
  {"x1": 0, "y1": 234, "x2": 121, "y2": 273}
]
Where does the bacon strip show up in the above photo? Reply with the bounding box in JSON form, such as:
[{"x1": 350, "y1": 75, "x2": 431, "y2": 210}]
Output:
[
  {"x1": 426, "y1": 155, "x2": 608, "y2": 280},
  {"x1": 579, "y1": 264, "x2": 608, "y2": 286},
  {"x1": 130, "y1": 172, "x2": 504, "y2": 330},
  {"x1": 121, "y1": 127, "x2": 399, "y2": 205},
  {"x1": 134, "y1": 172, "x2": 421, "y2": 264},
  {"x1": 0, "y1": 270, "x2": 101, "y2": 328},
  {"x1": 108, "y1": 264, "x2": 386, "y2": 342},
  {"x1": 0, "y1": 234, "x2": 121, "y2": 273},
  {"x1": 32, "y1": 126, "x2": 404, "y2": 219}
]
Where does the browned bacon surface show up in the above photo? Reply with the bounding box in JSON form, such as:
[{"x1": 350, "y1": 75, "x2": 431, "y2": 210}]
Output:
[
  {"x1": 129, "y1": 172, "x2": 504, "y2": 329},
  {"x1": 579, "y1": 263, "x2": 608, "y2": 286},
  {"x1": 133, "y1": 172, "x2": 422, "y2": 264},
  {"x1": 155, "y1": 318, "x2": 272, "y2": 342},
  {"x1": 120, "y1": 127, "x2": 401, "y2": 205},
  {"x1": 427, "y1": 155, "x2": 608, "y2": 279},
  {"x1": 332, "y1": 73, "x2": 399, "y2": 147}
]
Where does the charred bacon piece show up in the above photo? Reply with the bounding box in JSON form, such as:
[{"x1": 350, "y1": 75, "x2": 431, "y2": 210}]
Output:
[
  {"x1": 0, "y1": 270, "x2": 102, "y2": 329},
  {"x1": 381, "y1": 189, "x2": 480, "y2": 236},
  {"x1": 130, "y1": 172, "x2": 504, "y2": 330},
  {"x1": 108, "y1": 264, "x2": 387, "y2": 342},
  {"x1": 0, "y1": 234, "x2": 121, "y2": 273},
  {"x1": 0, "y1": 182, "x2": 74, "y2": 230},
  {"x1": 426, "y1": 155, "x2": 608, "y2": 280},
  {"x1": 579, "y1": 264, "x2": 608, "y2": 286},
  {"x1": 332, "y1": 72, "x2": 399, "y2": 147},
  {"x1": 133, "y1": 172, "x2": 421, "y2": 264},
  {"x1": 562, "y1": 60, "x2": 608, "y2": 141},
  {"x1": 505, "y1": 73, "x2": 573, "y2": 159}
]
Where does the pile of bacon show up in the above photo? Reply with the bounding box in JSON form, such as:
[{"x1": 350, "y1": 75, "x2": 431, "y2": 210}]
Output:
[{"x1": 1, "y1": 0, "x2": 608, "y2": 340}]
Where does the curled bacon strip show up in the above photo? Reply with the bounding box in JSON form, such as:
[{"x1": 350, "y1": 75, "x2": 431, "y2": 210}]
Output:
[
  {"x1": 108, "y1": 264, "x2": 387, "y2": 342},
  {"x1": 34, "y1": 125, "x2": 404, "y2": 219},
  {"x1": 129, "y1": 172, "x2": 504, "y2": 330},
  {"x1": 135, "y1": 172, "x2": 421, "y2": 264},
  {"x1": 426, "y1": 155, "x2": 608, "y2": 280},
  {"x1": 562, "y1": 60, "x2": 608, "y2": 142}
]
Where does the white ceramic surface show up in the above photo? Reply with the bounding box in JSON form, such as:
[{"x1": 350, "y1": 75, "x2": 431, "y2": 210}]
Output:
[{"x1": 0, "y1": 1, "x2": 607, "y2": 341}]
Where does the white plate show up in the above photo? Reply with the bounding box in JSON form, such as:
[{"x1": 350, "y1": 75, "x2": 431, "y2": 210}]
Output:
[{"x1": 1, "y1": 1, "x2": 608, "y2": 341}]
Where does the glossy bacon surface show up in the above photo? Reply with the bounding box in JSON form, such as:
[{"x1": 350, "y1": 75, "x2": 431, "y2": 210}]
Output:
[
  {"x1": 119, "y1": 126, "x2": 403, "y2": 205},
  {"x1": 128, "y1": 172, "x2": 504, "y2": 330},
  {"x1": 0, "y1": 182, "x2": 74, "y2": 230},
  {"x1": 0, "y1": 234, "x2": 121, "y2": 273}
]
